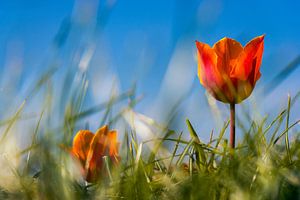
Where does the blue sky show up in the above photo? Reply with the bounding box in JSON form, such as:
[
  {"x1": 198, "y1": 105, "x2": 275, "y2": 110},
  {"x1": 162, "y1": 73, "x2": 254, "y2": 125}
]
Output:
[
  {"x1": 1, "y1": 0, "x2": 300, "y2": 140},
  {"x1": 1, "y1": 0, "x2": 300, "y2": 88}
]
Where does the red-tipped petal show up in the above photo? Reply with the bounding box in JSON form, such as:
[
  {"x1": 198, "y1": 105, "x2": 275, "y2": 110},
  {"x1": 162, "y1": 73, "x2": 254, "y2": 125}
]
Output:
[{"x1": 195, "y1": 41, "x2": 222, "y2": 88}]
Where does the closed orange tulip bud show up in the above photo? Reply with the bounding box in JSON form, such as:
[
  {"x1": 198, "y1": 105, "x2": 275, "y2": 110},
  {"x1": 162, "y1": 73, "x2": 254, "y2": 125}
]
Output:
[
  {"x1": 71, "y1": 125, "x2": 120, "y2": 182},
  {"x1": 195, "y1": 35, "x2": 264, "y2": 104}
]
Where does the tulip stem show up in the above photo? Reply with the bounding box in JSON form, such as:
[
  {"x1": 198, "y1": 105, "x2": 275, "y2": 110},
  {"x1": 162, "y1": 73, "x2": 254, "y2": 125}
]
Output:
[{"x1": 230, "y1": 103, "x2": 236, "y2": 149}]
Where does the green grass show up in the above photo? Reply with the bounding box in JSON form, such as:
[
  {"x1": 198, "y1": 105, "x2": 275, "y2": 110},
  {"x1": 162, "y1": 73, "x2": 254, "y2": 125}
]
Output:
[{"x1": 0, "y1": 66, "x2": 300, "y2": 200}]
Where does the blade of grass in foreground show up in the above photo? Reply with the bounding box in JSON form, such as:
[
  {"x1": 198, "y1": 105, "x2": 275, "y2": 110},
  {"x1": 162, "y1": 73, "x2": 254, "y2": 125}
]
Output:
[
  {"x1": 68, "y1": 90, "x2": 133, "y2": 121},
  {"x1": 272, "y1": 120, "x2": 300, "y2": 145},
  {"x1": 0, "y1": 100, "x2": 26, "y2": 144},
  {"x1": 168, "y1": 132, "x2": 183, "y2": 172},
  {"x1": 285, "y1": 94, "x2": 292, "y2": 163},
  {"x1": 147, "y1": 130, "x2": 174, "y2": 175},
  {"x1": 208, "y1": 121, "x2": 229, "y2": 168},
  {"x1": 186, "y1": 119, "x2": 207, "y2": 171},
  {"x1": 264, "y1": 55, "x2": 300, "y2": 96},
  {"x1": 176, "y1": 139, "x2": 194, "y2": 166},
  {"x1": 17, "y1": 110, "x2": 45, "y2": 175}
]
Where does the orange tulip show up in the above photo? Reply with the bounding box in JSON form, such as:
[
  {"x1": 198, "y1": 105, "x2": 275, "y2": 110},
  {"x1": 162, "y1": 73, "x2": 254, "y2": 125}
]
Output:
[
  {"x1": 195, "y1": 35, "x2": 264, "y2": 104},
  {"x1": 71, "y1": 125, "x2": 119, "y2": 182}
]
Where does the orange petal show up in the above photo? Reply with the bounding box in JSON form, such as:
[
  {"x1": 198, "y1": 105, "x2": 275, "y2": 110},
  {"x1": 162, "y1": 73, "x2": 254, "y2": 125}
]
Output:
[
  {"x1": 213, "y1": 37, "x2": 243, "y2": 73},
  {"x1": 85, "y1": 125, "x2": 109, "y2": 182},
  {"x1": 231, "y1": 35, "x2": 264, "y2": 83},
  {"x1": 107, "y1": 130, "x2": 120, "y2": 163},
  {"x1": 72, "y1": 130, "x2": 94, "y2": 167},
  {"x1": 195, "y1": 41, "x2": 222, "y2": 88}
]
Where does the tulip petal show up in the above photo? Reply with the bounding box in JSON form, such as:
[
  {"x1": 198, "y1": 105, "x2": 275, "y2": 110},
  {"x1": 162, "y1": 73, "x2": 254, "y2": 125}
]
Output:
[
  {"x1": 107, "y1": 130, "x2": 118, "y2": 156},
  {"x1": 231, "y1": 35, "x2": 264, "y2": 83},
  {"x1": 85, "y1": 125, "x2": 109, "y2": 181},
  {"x1": 195, "y1": 41, "x2": 222, "y2": 88},
  {"x1": 107, "y1": 130, "x2": 120, "y2": 164},
  {"x1": 72, "y1": 130, "x2": 94, "y2": 167},
  {"x1": 213, "y1": 37, "x2": 243, "y2": 73}
]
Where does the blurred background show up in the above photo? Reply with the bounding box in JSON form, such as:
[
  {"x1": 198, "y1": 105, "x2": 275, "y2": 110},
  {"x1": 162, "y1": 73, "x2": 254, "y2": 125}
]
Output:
[{"x1": 1, "y1": 0, "x2": 300, "y2": 144}]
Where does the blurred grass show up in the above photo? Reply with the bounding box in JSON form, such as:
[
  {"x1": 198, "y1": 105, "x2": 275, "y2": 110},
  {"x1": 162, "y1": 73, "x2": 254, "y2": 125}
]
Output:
[
  {"x1": 0, "y1": 71, "x2": 300, "y2": 199},
  {"x1": 264, "y1": 55, "x2": 300, "y2": 96},
  {"x1": 1, "y1": 43, "x2": 300, "y2": 200}
]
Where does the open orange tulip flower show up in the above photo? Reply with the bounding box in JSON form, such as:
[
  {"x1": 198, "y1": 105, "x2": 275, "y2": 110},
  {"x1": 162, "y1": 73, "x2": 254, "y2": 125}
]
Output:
[
  {"x1": 195, "y1": 35, "x2": 264, "y2": 149},
  {"x1": 195, "y1": 35, "x2": 264, "y2": 104},
  {"x1": 71, "y1": 125, "x2": 120, "y2": 182}
]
